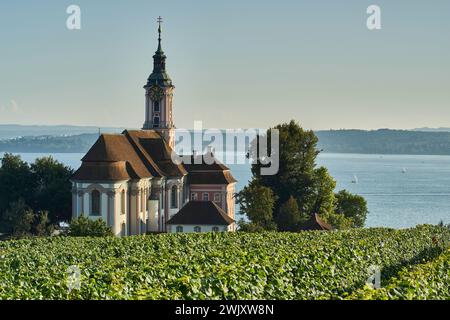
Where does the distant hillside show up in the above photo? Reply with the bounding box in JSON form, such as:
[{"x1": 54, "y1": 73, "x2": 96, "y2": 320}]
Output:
[
  {"x1": 0, "y1": 124, "x2": 124, "y2": 140},
  {"x1": 413, "y1": 127, "x2": 450, "y2": 132},
  {"x1": 316, "y1": 129, "x2": 450, "y2": 155},
  {"x1": 0, "y1": 134, "x2": 98, "y2": 153},
  {"x1": 2, "y1": 128, "x2": 450, "y2": 155}
]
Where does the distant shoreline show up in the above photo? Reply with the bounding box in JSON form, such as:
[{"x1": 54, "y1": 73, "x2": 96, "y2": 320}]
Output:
[
  {"x1": 2, "y1": 126, "x2": 450, "y2": 156},
  {"x1": 3, "y1": 151, "x2": 450, "y2": 158}
]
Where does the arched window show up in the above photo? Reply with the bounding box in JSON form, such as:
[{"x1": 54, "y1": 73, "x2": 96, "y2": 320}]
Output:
[
  {"x1": 153, "y1": 101, "x2": 160, "y2": 112},
  {"x1": 171, "y1": 186, "x2": 178, "y2": 208},
  {"x1": 121, "y1": 190, "x2": 126, "y2": 215},
  {"x1": 91, "y1": 190, "x2": 101, "y2": 216},
  {"x1": 153, "y1": 116, "x2": 160, "y2": 128},
  {"x1": 176, "y1": 226, "x2": 183, "y2": 233},
  {"x1": 194, "y1": 226, "x2": 201, "y2": 233},
  {"x1": 212, "y1": 226, "x2": 219, "y2": 232}
]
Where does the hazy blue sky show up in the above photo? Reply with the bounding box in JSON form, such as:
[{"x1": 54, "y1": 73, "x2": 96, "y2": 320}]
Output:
[{"x1": 0, "y1": 0, "x2": 449, "y2": 130}]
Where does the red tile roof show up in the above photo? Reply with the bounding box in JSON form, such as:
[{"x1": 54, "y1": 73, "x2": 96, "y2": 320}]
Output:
[
  {"x1": 301, "y1": 214, "x2": 333, "y2": 231},
  {"x1": 72, "y1": 131, "x2": 237, "y2": 185}
]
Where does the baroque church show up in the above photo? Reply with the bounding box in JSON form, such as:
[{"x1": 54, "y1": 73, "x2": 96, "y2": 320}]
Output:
[{"x1": 71, "y1": 20, "x2": 237, "y2": 236}]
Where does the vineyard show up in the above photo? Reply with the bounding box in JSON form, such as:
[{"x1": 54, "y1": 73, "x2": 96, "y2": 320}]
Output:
[{"x1": 0, "y1": 225, "x2": 449, "y2": 300}]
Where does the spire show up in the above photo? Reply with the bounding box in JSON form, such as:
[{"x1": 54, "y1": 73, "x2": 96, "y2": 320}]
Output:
[
  {"x1": 157, "y1": 16, "x2": 163, "y2": 53},
  {"x1": 145, "y1": 16, "x2": 172, "y2": 88}
]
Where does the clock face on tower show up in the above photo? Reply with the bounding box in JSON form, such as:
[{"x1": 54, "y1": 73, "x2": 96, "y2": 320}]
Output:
[{"x1": 149, "y1": 85, "x2": 164, "y2": 101}]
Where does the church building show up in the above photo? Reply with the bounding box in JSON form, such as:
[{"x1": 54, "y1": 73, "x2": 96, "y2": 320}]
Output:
[{"x1": 71, "y1": 19, "x2": 237, "y2": 236}]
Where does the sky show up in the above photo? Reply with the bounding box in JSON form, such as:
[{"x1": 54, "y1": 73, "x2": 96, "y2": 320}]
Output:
[{"x1": 0, "y1": 0, "x2": 449, "y2": 130}]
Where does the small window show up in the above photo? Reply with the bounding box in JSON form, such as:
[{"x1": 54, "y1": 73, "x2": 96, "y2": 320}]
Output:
[
  {"x1": 121, "y1": 190, "x2": 126, "y2": 215},
  {"x1": 153, "y1": 116, "x2": 160, "y2": 128},
  {"x1": 171, "y1": 186, "x2": 178, "y2": 208},
  {"x1": 191, "y1": 193, "x2": 197, "y2": 200},
  {"x1": 91, "y1": 190, "x2": 101, "y2": 216},
  {"x1": 212, "y1": 226, "x2": 219, "y2": 232},
  {"x1": 121, "y1": 223, "x2": 126, "y2": 237},
  {"x1": 176, "y1": 226, "x2": 183, "y2": 233},
  {"x1": 194, "y1": 226, "x2": 201, "y2": 233},
  {"x1": 202, "y1": 193, "x2": 209, "y2": 201},
  {"x1": 153, "y1": 101, "x2": 160, "y2": 112},
  {"x1": 214, "y1": 193, "x2": 221, "y2": 203}
]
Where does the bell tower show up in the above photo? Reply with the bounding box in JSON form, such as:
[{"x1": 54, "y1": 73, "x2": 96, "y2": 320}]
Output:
[{"x1": 143, "y1": 16, "x2": 175, "y2": 148}]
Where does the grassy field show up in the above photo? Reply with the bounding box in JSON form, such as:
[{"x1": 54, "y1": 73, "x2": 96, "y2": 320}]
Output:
[{"x1": 0, "y1": 225, "x2": 449, "y2": 300}]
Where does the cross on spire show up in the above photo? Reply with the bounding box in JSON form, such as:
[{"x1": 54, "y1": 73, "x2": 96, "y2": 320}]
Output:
[
  {"x1": 157, "y1": 16, "x2": 163, "y2": 39},
  {"x1": 156, "y1": 16, "x2": 163, "y2": 52}
]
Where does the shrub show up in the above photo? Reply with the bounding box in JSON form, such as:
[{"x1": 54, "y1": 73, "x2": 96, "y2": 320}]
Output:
[
  {"x1": 0, "y1": 199, "x2": 54, "y2": 238},
  {"x1": 68, "y1": 215, "x2": 113, "y2": 237}
]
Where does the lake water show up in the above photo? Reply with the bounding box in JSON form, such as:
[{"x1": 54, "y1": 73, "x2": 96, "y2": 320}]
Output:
[{"x1": 2, "y1": 152, "x2": 450, "y2": 229}]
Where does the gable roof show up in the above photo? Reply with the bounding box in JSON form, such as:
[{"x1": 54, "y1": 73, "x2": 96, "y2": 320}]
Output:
[
  {"x1": 182, "y1": 153, "x2": 237, "y2": 185},
  {"x1": 167, "y1": 201, "x2": 235, "y2": 226},
  {"x1": 301, "y1": 214, "x2": 333, "y2": 231}
]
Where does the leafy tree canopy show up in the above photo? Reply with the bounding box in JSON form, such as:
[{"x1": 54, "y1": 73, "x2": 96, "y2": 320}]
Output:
[
  {"x1": 0, "y1": 154, "x2": 74, "y2": 236},
  {"x1": 240, "y1": 120, "x2": 368, "y2": 231}
]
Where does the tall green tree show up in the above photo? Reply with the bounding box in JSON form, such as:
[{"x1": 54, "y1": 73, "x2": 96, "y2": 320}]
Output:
[
  {"x1": 0, "y1": 154, "x2": 73, "y2": 235},
  {"x1": 242, "y1": 120, "x2": 368, "y2": 231},
  {"x1": 250, "y1": 120, "x2": 320, "y2": 223},
  {"x1": 249, "y1": 121, "x2": 335, "y2": 224},
  {"x1": 0, "y1": 154, "x2": 35, "y2": 215},
  {"x1": 30, "y1": 156, "x2": 74, "y2": 222}
]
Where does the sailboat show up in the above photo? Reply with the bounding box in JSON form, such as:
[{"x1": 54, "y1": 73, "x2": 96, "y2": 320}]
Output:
[
  {"x1": 402, "y1": 168, "x2": 407, "y2": 174},
  {"x1": 351, "y1": 174, "x2": 359, "y2": 184}
]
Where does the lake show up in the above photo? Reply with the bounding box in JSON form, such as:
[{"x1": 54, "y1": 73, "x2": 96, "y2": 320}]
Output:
[{"x1": 2, "y1": 152, "x2": 450, "y2": 229}]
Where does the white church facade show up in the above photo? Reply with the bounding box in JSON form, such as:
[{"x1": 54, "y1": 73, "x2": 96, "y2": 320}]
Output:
[{"x1": 71, "y1": 20, "x2": 236, "y2": 236}]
